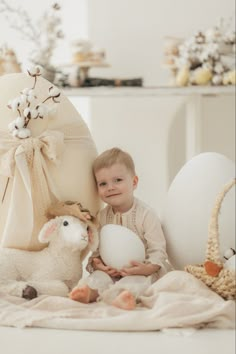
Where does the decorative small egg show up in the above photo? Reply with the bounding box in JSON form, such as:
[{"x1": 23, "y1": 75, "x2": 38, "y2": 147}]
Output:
[
  {"x1": 192, "y1": 67, "x2": 213, "y2": 85},
  {"x1": 99, "y1": 224, "x2": 145, "y2": 269},
  {"x1": 224, "y1": 248, "x2": 236, "y2": 260},
  {"x1": 176, "y1": 66, "x2": 190, "y2": 86},
  {"x1": 224, "y1": 255, "x2": 235, "y2": 270}
]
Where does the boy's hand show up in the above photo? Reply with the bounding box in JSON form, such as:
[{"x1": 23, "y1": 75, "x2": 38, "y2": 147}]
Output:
[
  {"x1": 92, "y1": 258, "x2": 120, "y2": 277},
  {"x1": 92, "y1": 257, "x2": 108, "y2": 271},
  {"x1": 119, "y1": 261, "x2": 160, "y2": 276}
]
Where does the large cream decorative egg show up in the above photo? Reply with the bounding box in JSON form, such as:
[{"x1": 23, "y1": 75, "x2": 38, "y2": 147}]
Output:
[
  {"x1": 99, "y1": 224, "x2": 145, "y2": 269},
  {"x1": 0, "y1": 73, "x2": 100, "y2": 251},
  {"x1": 162, "y1": 152, "x2": 235, "y2": 270}
]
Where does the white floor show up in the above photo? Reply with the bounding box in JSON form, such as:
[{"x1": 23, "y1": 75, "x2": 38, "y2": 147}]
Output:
[{"x1": 0, "y1": 327, "x2": 235, "y2": 354}]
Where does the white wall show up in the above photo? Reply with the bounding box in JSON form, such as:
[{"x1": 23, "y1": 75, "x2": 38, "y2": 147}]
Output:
[
  {"x1": 0, "y1": 0, "x2": 88, "y2": 69},
  {"x1": 1, "y1": 0, "x2": 234, "y2": 84},
  {"x1": 87, "y1": 94, "x2": 235, "y2": 216},
  {"x1": 1, "y1": 1, "x2": 235, "y2": 82},
  {"x1": 85, "y1": 0, "x2": 235, "y2": 215},
  {"x1": 0, "y1": 0, "x2": 235, "y2": 215},
  {"x1": 87, "y1": 0, "x2": 235, "y2": 85}
]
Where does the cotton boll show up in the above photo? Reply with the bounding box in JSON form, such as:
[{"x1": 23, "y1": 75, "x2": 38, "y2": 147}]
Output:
[
  {"x1": 37, "y1": 104, "x2": 49, "y2": 118},
  {"x1": 27, "y1": 93, "x2": 36, "y2": 103},
  {"x1": 21, "y1": 88, "x2": 31, "y2": 95},
  {"x1": 20, "y1": 94, "x2": 28, "y2": 106},
  {"x1": 8, "y1": 120, "x2": 16, "y2": 132},
  {"x1": 15, "y1": 116, "x2": 25, "y2": 129},
  {"x1": 23, "y1": 107, "x2": 31, "y2": 118},
  {"x1": 199, "y1": 50, "x2": 210, "y2": 63},
  {"x1": 49, "y1": 86, "x2": 60, "y2": 97},
  {"x1": 212, "y1": 74, "x2": 223, "y2": 85},
  {"x1": 27, "y1": 65, "x2": 42, "y2": 76},
  {"x1": 31, "y1": 109, "x2": 38, "y2": 119},
  {"x1": 48, "y1": 104, "x2": 58, "y2": 118},
  {"x1": 11, "y1": 97, "x2": 21, "y2": 112},
  {"x1": 17, "y1": 128, "x2": 31, "y2": 139},
  {"x1": 21, "y1": 88, "x2": 37, "y2": 104},
  {"x1": 214, "y1": 62, "x2": 225, "y2": 75},
  {"x1": 202, "y1": 62, "x2": 213, "y2": 72},
  {"x1": 12, "y1": 128, "x2": 19, "y2": 137},
  {"x1": 205, "y1": 27, "x2": 221, "y2": 43},
  {"x1": 223, "y1": 70, "x2": 236, "y2": 85}
]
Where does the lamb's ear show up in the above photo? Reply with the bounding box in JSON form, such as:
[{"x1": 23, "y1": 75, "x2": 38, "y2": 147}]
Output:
[
  {"x1": 38, "y1": 218, "x2": 58, "y2": 243},
  {"x1": 80, "y1": 225, "x2": 99, "y2": 261}
]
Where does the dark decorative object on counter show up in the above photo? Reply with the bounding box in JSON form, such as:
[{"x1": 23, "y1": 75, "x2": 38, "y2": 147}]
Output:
[
  {"x1": 55, "y1": 72, "x2": 143, "y2": 88},
  {"x1": 54, "y1": 64, "x2": 143, "y2": 88},
  {"x1": 82, "y1": 77, "x2": 143, "y2": 87}
]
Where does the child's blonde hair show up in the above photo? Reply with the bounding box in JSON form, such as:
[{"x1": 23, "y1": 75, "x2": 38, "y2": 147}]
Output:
[{"x1": 93, "y1": 147, "x2": 136, "y2": 176}]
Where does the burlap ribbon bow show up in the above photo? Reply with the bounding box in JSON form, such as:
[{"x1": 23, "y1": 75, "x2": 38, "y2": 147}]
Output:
[{"x1": 0, "y1": 129, "x2": 64, "y2": 249}]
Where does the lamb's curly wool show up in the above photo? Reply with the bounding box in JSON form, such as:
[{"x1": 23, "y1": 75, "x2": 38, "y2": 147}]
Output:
[{"x1": 0, "y1": 214, "x2": 98, "y2": 298}]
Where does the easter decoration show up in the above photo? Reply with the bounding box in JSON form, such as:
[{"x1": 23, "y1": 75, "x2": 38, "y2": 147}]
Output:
[
  {"x1": 162, "y1": 152, "x2": 235, "y2": 271},
  {"x1": 99, "y1": 224, "x2": 145, "y2": 269},
  {"x1": 185, "y1": 178, "x2": 236, "y2": 300},
  {"x1": 164, "y1": 17, "x2": 235, "y2": 86},
  {"x1": 223, "y1": 248, "x2": 236, "y2": 271},
  {"x1": 7, "y1": 65, "x2": 60, "y2": 139},
  {"x1": 0, "y1": 68, "x2": 100, "y2": 251},
  {"x1": 0, "y1": 201, "x2": 99, "y2": 299},
  {"x1": 0, "y1": 45, "x2": 21, "y2": 75},
  {"x1": 0, "y1": 0, "x2": 63, "y2": 82},
  {"x1": 0, "y1": 66, "x2": 63, "y2": 251}
]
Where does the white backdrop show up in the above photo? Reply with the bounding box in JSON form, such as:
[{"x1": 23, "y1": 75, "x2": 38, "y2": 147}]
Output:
[
  {"x1": 0, "y1": 0, "x2": 235, "y2": 214},
  {"x1": 1, "y1": 0, "x2": 234, "y2": 84}
]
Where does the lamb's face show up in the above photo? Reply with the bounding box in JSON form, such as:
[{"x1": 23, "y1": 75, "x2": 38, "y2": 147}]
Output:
[{"x1": 58, "y1": 215, "x2": 89, "y2": 250}]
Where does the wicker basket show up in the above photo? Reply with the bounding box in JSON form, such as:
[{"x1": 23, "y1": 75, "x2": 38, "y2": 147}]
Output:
[{"x1": 185, "y1": 178, "x2": 236, "y2": 300}]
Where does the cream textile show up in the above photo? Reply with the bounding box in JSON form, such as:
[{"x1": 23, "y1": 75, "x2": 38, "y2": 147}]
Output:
[
  {"x1": 0, "y1": 129, "x2": 64, "y2": 249},
  {"x1": 0, "y1": 271, "x2": 234, "y2": 331}
]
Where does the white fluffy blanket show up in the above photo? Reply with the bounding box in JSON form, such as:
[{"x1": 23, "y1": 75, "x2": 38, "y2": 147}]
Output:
[{"x1": 0, "y1": 271, "x2": 234, "y2": 331}]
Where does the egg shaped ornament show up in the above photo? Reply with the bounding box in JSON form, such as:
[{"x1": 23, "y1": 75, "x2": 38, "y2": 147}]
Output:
[
  {"x1": 224, "y1": 255, "x2": 236, "y2": 271},
  {"x1": 0, "y1": 71, "x2": 100, "y2": 251},
  {"x1": 161, "y1": 152, "x2": 235, "y2": 270},
  {"x1": 99, "y1": 224, "x2": 146, "y2": 269}
]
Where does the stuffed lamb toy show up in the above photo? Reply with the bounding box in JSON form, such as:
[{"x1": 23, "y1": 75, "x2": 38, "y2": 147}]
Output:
[{"x1": 0, "y1": 202, "x2": 99, "y2": 299}]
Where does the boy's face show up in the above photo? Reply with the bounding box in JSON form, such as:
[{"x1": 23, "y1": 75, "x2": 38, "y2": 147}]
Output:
[{"x1": 95, "y1": 163, "x2": 138, "y2": 213}]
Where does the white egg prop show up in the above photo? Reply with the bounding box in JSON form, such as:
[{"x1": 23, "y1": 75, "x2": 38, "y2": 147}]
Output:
[
  {"x1": 99, "y1": 224, "x2": 145, "y2": 269},
  {"x1": 224, "y1": 255, "x2": 236, "y2": 270},
  {"x1": 224, "y1": 255, "x2": 236, "y2": 271},
  {"x1": 162, "y1": 152, "x2": 235, "y2": 270}
]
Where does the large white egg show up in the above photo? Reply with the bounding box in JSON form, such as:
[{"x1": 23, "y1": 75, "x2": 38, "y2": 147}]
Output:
[
  {"x1": 99, "y1": 224, "x2": 145, "y2": 269},
  {"x1": 161, "y1": 152, "x2": 235, "y2": 270}
]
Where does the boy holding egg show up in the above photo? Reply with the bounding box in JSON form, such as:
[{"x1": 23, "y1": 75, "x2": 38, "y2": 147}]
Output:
[{"x1": 70, "y1": 148, "x2": 170, "y2": 310}]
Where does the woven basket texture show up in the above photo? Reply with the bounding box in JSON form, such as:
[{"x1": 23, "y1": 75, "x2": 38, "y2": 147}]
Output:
[{"x1": 185, "y1": 179, "x2": 236, "y2": 300}]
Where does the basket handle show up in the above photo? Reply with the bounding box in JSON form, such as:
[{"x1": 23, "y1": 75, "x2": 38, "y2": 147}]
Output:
[{"x1": 206, "y1": 178, "x2": 236, "y2": 265}]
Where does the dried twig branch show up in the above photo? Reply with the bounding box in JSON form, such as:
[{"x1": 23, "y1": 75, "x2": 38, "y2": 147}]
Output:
[{"x1": 0, "y1": 0, "x2": 63, "y2": 68}]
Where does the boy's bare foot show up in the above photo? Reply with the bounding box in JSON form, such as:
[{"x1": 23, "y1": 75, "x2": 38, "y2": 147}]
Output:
[
  {"x1": 69, "y1": 285, "x2": 98, "y2": 303},
  {"x1": 112, "y1": 290, "x2": 136, "y2": 310}
]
